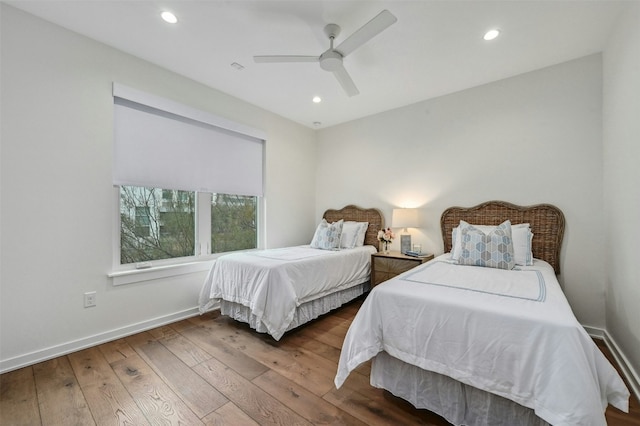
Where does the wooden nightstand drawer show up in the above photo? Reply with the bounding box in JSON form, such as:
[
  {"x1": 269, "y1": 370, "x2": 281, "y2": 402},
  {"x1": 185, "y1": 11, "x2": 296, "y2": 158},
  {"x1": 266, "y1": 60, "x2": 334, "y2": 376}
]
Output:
[{"x1": 371, "y1": 251, "x2": 434, "y2": 287}]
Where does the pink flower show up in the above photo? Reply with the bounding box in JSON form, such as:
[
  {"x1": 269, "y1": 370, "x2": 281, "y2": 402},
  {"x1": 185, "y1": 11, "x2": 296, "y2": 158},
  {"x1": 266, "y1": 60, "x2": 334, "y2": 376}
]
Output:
[{"x1": 377, "y1": 227, "x2": 395, "y2": 243}]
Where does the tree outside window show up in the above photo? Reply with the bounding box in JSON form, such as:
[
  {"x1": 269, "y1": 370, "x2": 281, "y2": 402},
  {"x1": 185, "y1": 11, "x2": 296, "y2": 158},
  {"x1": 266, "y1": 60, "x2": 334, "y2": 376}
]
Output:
[
  {"x1": 120, "y1": 186, "x2": 257, "y2": 265},
  {"x1": 211, "y1": 194, "x2": 257, "y2": 253},
  {"x1": 120, "y1": 186, "x2": 195, "y2": 264}
]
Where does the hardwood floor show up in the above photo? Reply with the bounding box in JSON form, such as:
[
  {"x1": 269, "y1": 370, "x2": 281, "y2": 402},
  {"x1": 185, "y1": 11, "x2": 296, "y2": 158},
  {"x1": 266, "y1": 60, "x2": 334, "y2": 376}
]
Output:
[{"x1": 1, "y1": 296, "x2": 638, "y2": 425}]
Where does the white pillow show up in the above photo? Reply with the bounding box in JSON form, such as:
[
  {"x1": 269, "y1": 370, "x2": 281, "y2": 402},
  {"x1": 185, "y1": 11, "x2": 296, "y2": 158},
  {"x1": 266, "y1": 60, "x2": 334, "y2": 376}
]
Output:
[
  {"x1": 451, "y1": 221, "x2": 533, "y2": 265},
  {"x1": 356, "y1": 222, "x2": 368, "y2": 246},
  {"x1": 340, "y1": 221, "x2": 369, "y2": 249},
  {"x1": 310, "y1": 219, "x2": 344, "y2": 250},
  {"x1": 340, "y1": 221, "x2": 359, "y2": 249},
  {"x1": 511, "y1": 226, "x2": 534, "y2": 266}
]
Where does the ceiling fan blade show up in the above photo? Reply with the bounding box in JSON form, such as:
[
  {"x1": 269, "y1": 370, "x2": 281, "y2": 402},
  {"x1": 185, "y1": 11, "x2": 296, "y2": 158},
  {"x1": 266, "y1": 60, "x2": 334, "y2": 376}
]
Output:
[
  {"x1": 333, "y1": 65, "x2": 360, "y2": 97},
  {"x1": 335, "y1": 10, "x2": 397, "y2": 57},
  {"x1": 254, "y1": 55, "x2": 319, "y2": 63}
]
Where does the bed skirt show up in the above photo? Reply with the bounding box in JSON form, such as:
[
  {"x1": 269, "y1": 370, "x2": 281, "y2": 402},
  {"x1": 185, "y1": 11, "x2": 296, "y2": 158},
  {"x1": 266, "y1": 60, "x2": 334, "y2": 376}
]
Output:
[
  {"x1": 220, "y1": 281, "x2": 369, "y2": 337},
  {"x1": 371, "y1": 351, "x2": 550, "y2": 426}
]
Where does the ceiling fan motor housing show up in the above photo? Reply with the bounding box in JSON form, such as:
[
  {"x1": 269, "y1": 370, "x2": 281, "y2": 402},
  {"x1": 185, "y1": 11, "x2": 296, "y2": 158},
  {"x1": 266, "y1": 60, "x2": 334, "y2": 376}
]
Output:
[{"x1": 320, "y1": 50, "x2": 343, "y2": 71}]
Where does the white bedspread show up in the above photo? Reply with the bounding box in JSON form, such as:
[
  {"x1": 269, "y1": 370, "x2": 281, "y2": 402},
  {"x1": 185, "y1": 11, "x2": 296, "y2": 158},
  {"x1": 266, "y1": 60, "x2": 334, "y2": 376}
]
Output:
[
  {"x1": 199, "y1": 245, "x2": 375, "y2": 340},
  {"x1": 335, "y1": 254, "x2": 630, "y2": 426}
]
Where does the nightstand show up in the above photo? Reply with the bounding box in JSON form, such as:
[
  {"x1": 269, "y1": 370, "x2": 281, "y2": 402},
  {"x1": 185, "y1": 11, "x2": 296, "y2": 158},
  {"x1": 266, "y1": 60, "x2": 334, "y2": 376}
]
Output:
[{"x1": 371, "y1": 251, "x2": 434, "y2": 287}]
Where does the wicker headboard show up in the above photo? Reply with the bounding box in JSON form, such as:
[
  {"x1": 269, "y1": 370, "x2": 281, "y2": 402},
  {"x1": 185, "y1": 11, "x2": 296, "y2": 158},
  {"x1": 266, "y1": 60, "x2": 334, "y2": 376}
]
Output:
[
  {"x1": 323, "y1": 205, "x2": 384, "y2": 248},
  {"x1": 441, "y1": 201, "x2": 565, "y2": 274}
]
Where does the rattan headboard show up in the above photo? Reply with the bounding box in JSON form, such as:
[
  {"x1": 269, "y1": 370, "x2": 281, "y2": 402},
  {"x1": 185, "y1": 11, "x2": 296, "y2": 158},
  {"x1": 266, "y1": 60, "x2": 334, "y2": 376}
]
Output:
[
  {"x1": 441, "y1": 201, "x2": 565, "y2": 274},
  {"x1": 323, "y1": 205, "x2": 384, "y2": 248}
]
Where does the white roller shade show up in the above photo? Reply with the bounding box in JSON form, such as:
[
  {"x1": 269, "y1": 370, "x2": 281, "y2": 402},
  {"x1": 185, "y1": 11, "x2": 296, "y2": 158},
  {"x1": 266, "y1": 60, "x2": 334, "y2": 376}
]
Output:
[{"x1": 113, "y1": 84, "x2": 264, "y2": 196}]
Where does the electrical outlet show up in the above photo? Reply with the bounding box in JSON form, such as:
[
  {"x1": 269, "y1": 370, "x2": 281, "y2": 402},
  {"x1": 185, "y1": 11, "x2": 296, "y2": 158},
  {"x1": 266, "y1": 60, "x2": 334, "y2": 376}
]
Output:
[{"x1": 84, "y1": 291, "x2": 96, "y2": 308}]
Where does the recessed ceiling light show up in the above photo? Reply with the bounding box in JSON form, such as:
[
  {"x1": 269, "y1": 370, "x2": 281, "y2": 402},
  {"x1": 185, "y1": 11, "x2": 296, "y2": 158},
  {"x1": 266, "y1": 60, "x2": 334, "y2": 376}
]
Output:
[
  {"x1": 230, "y1": 62, "x2": 245, "y2": 71},
  {"x1": 161, "y1": 11, "x2": 178, "y2": 24},
  {"x1": 312, "y1": 96, "x2": 322, "y2": 103},
  {"x1": 313, "y1": 121, "x2": 322, "y2": 126},
  {"x1": 483, "y1": 29, "x2": 500, "y2": 41}
]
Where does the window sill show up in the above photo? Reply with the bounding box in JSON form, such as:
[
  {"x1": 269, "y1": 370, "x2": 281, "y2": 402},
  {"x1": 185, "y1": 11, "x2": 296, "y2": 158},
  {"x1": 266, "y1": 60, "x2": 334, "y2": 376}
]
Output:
[{"x1": 108, "y1": 259, "x2": 215, "y2": 286}]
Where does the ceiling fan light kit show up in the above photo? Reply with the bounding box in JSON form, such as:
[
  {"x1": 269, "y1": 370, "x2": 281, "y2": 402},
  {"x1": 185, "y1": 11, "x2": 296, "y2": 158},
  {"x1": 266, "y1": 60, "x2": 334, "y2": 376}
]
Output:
[{"x1": 253, "y1": 10, "x2": 397, "y2": 97}]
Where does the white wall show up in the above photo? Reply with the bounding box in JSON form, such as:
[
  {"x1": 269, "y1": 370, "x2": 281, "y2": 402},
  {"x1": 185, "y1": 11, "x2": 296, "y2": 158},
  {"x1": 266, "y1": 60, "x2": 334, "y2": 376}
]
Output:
[
  {"x1": 603, "y1": 2, "x2": 640, "y2": 393},
  {"x1": 317, "y1": 54, "x2": 606, "y2": 330},
  {"x1": 0, "y1": 5, "x2": 317, "y2": 371}
]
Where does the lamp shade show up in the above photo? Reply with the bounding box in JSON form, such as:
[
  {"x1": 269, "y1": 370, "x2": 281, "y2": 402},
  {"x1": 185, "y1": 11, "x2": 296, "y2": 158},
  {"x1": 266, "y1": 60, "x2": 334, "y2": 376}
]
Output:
[{"x1": 392, "y1": 208, "x2": 419, "y2": 229}]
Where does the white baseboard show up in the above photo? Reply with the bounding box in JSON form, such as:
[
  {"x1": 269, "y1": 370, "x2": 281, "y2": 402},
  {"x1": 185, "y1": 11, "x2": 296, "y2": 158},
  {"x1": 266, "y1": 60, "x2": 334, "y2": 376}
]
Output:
[
  {"x1": 0, "y1": 307, "x2": 202, "y2": 374},
  {"x1": 584, "y1": 324, "x2": 640, "y2": 403},
  {"x1": 582, "y1": 325, "x2": 604, "y2": 339},
  {"x1": 604, "y1": 330, "x2": 640, "y2": 403}
]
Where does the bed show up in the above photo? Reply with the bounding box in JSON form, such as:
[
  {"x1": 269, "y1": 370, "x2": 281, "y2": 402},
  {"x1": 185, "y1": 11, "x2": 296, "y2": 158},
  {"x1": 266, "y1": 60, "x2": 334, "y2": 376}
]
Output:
[
  {"x1": 198, "y1": 204, "x2": 384, "y2": 340},
  {"x1": 335, "y1": 201, "x2": 630, "y2": 426}
]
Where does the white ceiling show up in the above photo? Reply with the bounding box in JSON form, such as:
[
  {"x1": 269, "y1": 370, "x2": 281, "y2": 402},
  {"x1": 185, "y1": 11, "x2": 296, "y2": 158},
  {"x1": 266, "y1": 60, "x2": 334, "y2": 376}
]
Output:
[{"x1": 8, "y1": 0, "x2": 628, "y2": 129}]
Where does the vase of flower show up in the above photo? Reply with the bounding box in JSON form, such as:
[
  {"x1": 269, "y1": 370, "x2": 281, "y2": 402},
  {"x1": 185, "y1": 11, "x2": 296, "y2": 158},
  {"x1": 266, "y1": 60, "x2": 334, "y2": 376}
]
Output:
[{"x1": 377, "y1": 228, "x2": 395, "y2": 254}]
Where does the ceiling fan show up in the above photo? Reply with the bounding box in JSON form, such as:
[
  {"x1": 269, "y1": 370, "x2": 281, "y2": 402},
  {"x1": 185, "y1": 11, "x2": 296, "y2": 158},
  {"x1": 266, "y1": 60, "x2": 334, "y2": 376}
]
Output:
[{"x1": 253, "y1": 10, "x2": 397, "y2": 97}]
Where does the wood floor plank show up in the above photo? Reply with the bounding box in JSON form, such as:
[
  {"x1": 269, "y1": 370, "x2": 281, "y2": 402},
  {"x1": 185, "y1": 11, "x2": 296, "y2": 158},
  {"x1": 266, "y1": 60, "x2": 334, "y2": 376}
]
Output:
[
  {"x1": 202, "y1": 401, "x2": 259, "y2": 426},
  {"x1": 167, "y1": 317, "x2": 199, "y2": 333},
  {"x1": 124, "y1": 331, "x2": 157, "y2": 349},
  {"x1": 340, "y1": 368, "x2": 375, "y2": 394},
  {"x1": 111, "y1": 353, "x2": 203, "y2": 425},
  {"x1": 180, "y1": 325, "x2": 269, "y2": 380},
  {"x1": 136, "y1": 340, "x2": 227, "y2": 418},
  {"x1": 264, "y1": 326, "x2": 343, "y2": 373},
  {"x1": 275, "y1": 341, "x2": 344, "y2": 382},
  {"x1": 304, "y1": 313, "x2": 351, "y2": 337},
  {"x1": 253, "y1": 369, "x2": 367, "y2": 425},
  {"x1": 354, "y1": 359, "x2": 372, "y2": 376},
  {"x1": 186, "y1": 311, "x2": 221, "y2": 327},
  {"x1": 281, "y1": 332, "x2": 342, "y2": 363},
  {"x1": 33, "y1": 357, "x2": 95, "y2": 425},
  {"x1": 159, "y1": 333, "x2": 212, "y2": 367},
  {"x1": 294, "y1": 324, "x2": 346, "y2": 349},
  {"x1": 97, "y1": 338, "x2": 137, "y2": 364},
  {"x1": 147, "y1": 325, "x2": 179, "y2": 340},
  {"x1": 0, "y1": 367, "x2": 41, "y2": 426},
  {"x1": 68, "y1": 347, "x2": 149, "y2": 426},
  {"x1": 324, "y1": 385, "x2": 434, "y2": 425},
  {"x1": 194, "y1": 356, "x2": 312, "y2": 426},
  {"x1": 209, "y1": 323, "x2": 336, "y2": 396},
  {"x1": 334, "y1": 381, "x2": 450, "y2": 425}
]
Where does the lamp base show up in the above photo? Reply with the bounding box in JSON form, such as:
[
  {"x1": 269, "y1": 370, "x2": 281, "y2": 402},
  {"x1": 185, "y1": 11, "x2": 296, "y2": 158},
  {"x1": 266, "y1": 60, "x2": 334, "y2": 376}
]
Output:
[{"x1": 400, "y1": 234, "x2": 411, "y2": 254}]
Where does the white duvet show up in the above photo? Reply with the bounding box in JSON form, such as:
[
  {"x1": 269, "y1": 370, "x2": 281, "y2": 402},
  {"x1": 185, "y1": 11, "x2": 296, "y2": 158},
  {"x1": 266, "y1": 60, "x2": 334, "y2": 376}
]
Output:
[
  {"x1": 335, "y1": 254, "x2": 630, "y2": 426},
  {"x1": 199, "y1": 245, "x2": 375, "y2": 340}
]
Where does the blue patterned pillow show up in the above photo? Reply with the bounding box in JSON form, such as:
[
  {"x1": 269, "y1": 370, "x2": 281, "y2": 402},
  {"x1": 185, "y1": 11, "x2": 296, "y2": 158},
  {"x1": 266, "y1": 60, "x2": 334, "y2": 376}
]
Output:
[
  {"x1": 457, "y1": 220, "x2": 515, "y2": 270},
  {"x1": 310, "y1": 219, "x2": 344, "y2": 250}
]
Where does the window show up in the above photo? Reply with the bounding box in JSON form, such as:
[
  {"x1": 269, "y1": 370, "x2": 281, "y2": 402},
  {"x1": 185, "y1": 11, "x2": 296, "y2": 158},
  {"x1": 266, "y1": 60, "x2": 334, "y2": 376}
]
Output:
[
  {"x1": 120, "y1": 187, "x2": 195, "y2": 264},
  {"x1": 112, "y1": 83, "x2": 265, "y2": 270},
  {"x1": 211, "y1": 194, "x2": 257, "y2": 253},
  {"x1": 120, "y1": 186, "x2": 257, "y2": 265}
]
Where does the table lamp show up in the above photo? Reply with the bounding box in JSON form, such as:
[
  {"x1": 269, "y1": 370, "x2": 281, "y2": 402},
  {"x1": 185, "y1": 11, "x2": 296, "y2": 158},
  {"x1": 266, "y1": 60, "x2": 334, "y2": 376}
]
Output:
[{"x1": 392, "y1": 208, "x2": 419, "y2": 254}]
